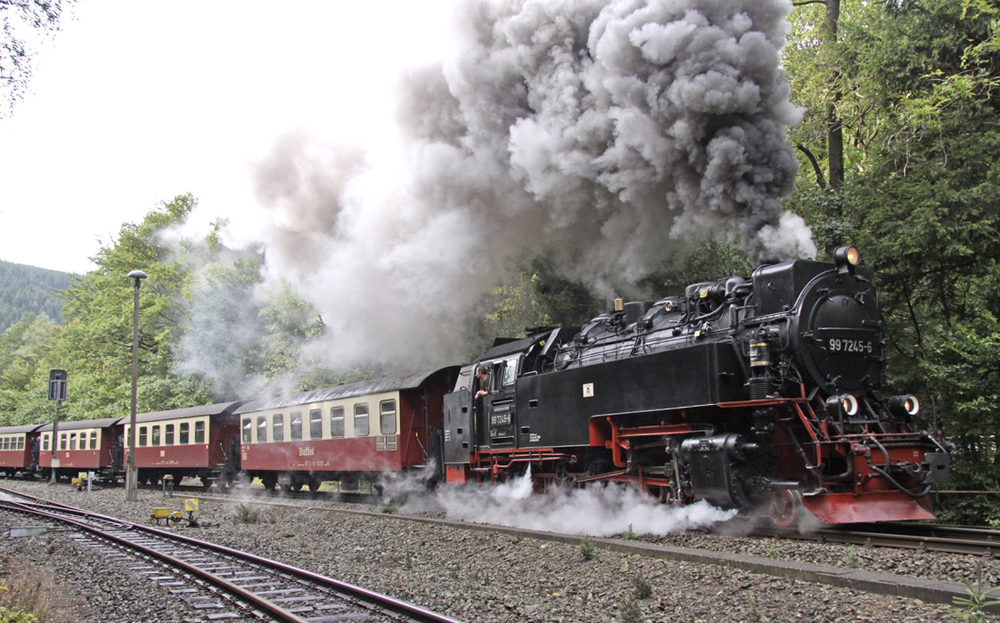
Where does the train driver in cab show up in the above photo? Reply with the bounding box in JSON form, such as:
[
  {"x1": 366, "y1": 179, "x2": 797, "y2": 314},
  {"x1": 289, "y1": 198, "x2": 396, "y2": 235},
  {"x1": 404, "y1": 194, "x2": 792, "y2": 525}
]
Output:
[{"x1": 474, "y1": 365, "x2": 490, "y2": 400}]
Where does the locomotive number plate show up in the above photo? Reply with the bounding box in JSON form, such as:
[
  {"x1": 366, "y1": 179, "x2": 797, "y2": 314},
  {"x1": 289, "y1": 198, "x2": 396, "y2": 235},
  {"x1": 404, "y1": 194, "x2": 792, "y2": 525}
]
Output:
[
  {"x1": 826, "y1": 337, "x2": 874, "y2": 354},
  {"x1": 820, "y1": 329, "x2": 877, "y2": 355}
]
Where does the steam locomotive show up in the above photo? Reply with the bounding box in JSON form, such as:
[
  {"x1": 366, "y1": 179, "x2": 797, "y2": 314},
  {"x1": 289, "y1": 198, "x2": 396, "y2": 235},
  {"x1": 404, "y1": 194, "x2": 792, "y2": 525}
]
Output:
[
  {"x1": 441, "y1": 246, "x2": 952, "y2": 525},
  {"x1": 0, "y1": 246, "x2": 951, "y2": 526}
]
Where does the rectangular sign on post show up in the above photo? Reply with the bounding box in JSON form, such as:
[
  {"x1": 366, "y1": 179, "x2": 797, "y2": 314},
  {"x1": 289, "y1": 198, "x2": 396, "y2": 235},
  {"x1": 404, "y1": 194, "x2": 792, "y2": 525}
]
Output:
[{"x1": 48, "y1": 370, "x2": 67, "y2": 401}]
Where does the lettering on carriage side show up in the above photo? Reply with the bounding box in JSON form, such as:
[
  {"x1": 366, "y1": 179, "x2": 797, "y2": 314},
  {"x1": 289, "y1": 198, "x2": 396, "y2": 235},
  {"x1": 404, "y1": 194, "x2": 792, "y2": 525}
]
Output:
[
  {"x1": 298, "y1": 446, "x2": 315, "y2": 457},
  {"x1": 583, "y1": 383, "x2": 595, "y2": 398}
]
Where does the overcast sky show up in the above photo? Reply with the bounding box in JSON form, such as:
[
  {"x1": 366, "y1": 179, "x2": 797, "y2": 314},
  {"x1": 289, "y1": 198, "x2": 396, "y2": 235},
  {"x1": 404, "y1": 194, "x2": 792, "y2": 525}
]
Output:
[{"x1": 0, "y1": 1, "x2": 454, "y2": 274}]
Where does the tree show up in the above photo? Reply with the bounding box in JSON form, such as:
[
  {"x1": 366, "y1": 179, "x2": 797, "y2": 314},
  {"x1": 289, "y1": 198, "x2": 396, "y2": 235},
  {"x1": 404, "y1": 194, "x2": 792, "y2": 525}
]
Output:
[
  {"x1": 0, "y1": 313, "x2": 59, "y2": 424},
  {"x1": 58, "y1": 194, "x2": 214, "y2": 417},
  {"x1": 0, "y1": 0, "x2": 73, "y2": 114},
  {"x1": 785, "y1": 0, "x2": 1000, "y2": 522}
]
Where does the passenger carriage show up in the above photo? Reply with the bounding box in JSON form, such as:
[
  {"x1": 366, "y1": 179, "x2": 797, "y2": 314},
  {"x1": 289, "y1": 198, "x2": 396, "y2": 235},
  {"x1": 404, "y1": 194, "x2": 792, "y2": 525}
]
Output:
[
  {"x1": 122, "y1": 401, "x2": 245, "y2": 489},
  {"x1": 237, "y1": 367, "x2": 459, "y2": 492},
  {"x1": 0, "y1": 423, "x2": 43, "y2": 478},
  {"x1": 38, "y1": 417, "x2": 123, "y2": 482}
]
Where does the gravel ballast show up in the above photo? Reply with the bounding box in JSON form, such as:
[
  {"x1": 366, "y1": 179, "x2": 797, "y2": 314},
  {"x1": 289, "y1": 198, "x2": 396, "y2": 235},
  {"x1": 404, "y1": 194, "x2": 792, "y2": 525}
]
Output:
[{"x1": 0, "y1": 480, "x2": 981, "y2": 622}]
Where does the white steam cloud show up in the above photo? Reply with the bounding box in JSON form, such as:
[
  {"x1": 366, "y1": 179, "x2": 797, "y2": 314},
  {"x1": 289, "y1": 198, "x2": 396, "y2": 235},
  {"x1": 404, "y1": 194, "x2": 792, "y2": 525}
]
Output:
[
  {"x1": 233, "y1": 0, "x2": 813, "y2": 371},
  {"x1": 433, "y1": 468, "x2": 737, "y2": 536}
]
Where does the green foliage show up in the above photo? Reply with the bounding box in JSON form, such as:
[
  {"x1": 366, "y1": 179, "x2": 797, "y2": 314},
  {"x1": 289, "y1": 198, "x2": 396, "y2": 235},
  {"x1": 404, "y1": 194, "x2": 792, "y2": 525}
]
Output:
[
  {"x1": 0, "y1": 0, "x2": 72, "y2": 115},
  {"x1": 651, "y1": 237, "x2": 752, "y2": 296},
  {"x1": 619, "y1": 596, "x2": 641, "y2": 623},
  {"x1": 378, "y1": 502, "x2": 399, "y2": 514},
  {"x1": 785, "y1": 0, "x2": 1000, "y2": 513},
  {"x1": 946, "y1": 563, "x2": 1000, "y2": 622},
  {"x1": 0, "y1": 261, "x2": 71, "y2": 331},
  {"x1": 632, "y1": 573, "x2": 652, "y2": 600},
  {"x1": 0, "y1": 607, "x2": 39, "y2": 623},
  {"x1": 467, "y1": 254, "x2": 601, "y2": 358},
  {"x1": 579, "y1": 536, "x2": 596, "y2": 561},
  {"x1": 0, "y1": 314, "x2": 61, "y2": 425}
]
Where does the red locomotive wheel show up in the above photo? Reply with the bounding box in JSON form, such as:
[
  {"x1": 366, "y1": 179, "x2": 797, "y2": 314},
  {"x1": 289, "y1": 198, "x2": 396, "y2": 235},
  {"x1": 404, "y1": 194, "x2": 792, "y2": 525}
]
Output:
[{"x1": 768, "y1": 489, "x2": 802, "y2": 528}]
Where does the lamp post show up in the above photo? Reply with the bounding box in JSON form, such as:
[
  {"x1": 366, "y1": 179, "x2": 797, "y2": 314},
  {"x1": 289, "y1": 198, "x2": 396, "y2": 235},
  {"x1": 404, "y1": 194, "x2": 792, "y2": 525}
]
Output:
[{"x1": 126, "y1": 269, "x2": 146, "y2": 502}]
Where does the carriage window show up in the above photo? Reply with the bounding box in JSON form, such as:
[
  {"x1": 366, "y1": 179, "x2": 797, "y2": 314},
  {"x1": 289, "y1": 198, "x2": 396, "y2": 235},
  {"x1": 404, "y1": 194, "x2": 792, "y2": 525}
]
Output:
[
  {"x1": 69, "y1": 433, "x2": 77, "y2": 451},
  {"x1": 354, "y1": 404, "x2": 369, "y2": 437},
  {"x1": 126, "y1": 428, "x2": 132, "y2": 447},
  {"x1": 380, "y1": 400, "x2": 397, "y2": 435},
  {"x1": 151, "y1": 426, "x2": 161, "y2": 446},
  {"x1": 139, "y1": 427, "x2": 148, "y2": 447},
  {"x1": 90, "y1": 431, "x2": 98, "y2": 450},
  {"x1": 242, "y1": 418, "x2": 252, "y2": 443},
  {"x1": 309, "y1": 409, "x2": 322, "y2": 440},
  {"x1": 17, "y1": 437, "x2": 24, "y2": 450},
  {"x1": 290, "y1": 412, "x2": 302, "y2": 441},
  {"x1": 165, "y1": 424, "x2": 174, "y2": 446},
  {"x1": 42, "y1": 435, "x2": 50, "y2": 452},
  {"x1": 273, "y1": 414, "x2": 284, "y2": 442},
  {"x1": 256, "y1": 416, "x2": 267, "y2": 443},
  {"x1": 330, "y1": 407, "x2": 345, "y2": 438},
  {"x1": 180, "y1": 422, "x2": 190, "y2": 444},
  {"x1": 501, "y1": 356, "x2": 519, "y2": 387},
  {"x1": 195, "y1": 421, "x2": 206, "y2": 444},
  {"x1": 59, "y1": 433, "x2": 67, "y2": 451},
  {"x1": 2, "y1": 438, "x2": 8, "y2": 450}
]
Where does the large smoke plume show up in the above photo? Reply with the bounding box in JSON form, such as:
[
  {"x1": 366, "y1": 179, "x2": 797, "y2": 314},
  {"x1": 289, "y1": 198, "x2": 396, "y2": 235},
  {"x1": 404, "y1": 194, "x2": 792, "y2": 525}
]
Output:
[{"x1": 246, "y1": 0, "x2": 812, "y2": 371}]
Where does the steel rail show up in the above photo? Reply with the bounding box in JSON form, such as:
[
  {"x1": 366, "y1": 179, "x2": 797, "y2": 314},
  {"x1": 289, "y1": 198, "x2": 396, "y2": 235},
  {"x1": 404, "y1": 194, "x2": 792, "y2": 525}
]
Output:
[{"x1": 0, "y1": 488, "x2": 461, "y2": 623}]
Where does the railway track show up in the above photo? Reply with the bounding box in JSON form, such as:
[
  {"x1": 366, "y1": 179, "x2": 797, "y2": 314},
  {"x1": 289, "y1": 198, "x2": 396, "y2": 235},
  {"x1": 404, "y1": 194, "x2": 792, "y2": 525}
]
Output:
[
  {"x1": 0, "y1": 487, "x2": 460, "y2": 623},
  {"x1": 809, "y1": 522, "x2": 1000, "y2": 557}
]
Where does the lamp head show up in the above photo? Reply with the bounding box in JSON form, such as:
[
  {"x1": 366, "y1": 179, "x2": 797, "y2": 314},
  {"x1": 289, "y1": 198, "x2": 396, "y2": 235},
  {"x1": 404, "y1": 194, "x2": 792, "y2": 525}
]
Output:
[{"x1": 127, "y1": 270, "x2": 147, "y2": 282}]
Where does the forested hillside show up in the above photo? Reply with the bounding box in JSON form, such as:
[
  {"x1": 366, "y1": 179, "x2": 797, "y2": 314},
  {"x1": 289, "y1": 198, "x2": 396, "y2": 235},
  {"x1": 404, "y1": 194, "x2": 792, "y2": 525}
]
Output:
[{"x1": 0, "y1": 260, "x2": 72, "y2": 330}]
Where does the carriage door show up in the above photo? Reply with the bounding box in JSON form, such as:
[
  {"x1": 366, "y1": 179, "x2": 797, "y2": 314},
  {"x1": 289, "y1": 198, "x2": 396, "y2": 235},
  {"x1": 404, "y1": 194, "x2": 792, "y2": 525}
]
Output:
[{"x1": 487, "y1": 355, "x2": 520, "y2": 449}]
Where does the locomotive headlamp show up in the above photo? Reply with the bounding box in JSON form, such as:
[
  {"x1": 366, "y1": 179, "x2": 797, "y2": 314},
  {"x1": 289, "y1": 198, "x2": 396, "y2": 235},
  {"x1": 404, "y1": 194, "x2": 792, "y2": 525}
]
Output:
[
  {"x1": 826, "y1": 394, "x2": 860, "y2": 418},
  {"x1": 834, "y1": 246, "x2": 861, "y2": 268},
  {"x1": 888, "y1": 394, "x2": 921, "y2": 417}
]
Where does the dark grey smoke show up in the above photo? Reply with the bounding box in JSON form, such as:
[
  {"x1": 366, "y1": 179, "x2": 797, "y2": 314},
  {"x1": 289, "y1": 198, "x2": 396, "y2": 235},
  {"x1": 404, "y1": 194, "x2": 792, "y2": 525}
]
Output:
[{"x1": 251, "y1": 0, "x2": 812, "y2": 369}]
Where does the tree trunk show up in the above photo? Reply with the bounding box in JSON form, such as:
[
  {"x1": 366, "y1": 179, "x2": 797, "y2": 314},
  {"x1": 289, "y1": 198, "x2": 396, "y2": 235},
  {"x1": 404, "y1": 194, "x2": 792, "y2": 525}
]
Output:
[{"x1": 826, "y1": 0, "x2": 844, "y2": 189}]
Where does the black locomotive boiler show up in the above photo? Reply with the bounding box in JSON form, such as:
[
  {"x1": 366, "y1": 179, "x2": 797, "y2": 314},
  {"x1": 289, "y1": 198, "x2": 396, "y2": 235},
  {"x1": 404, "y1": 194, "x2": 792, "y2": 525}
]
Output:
[{"x1": 441, "y1": 246, "x2": 952, "y2": 526}]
